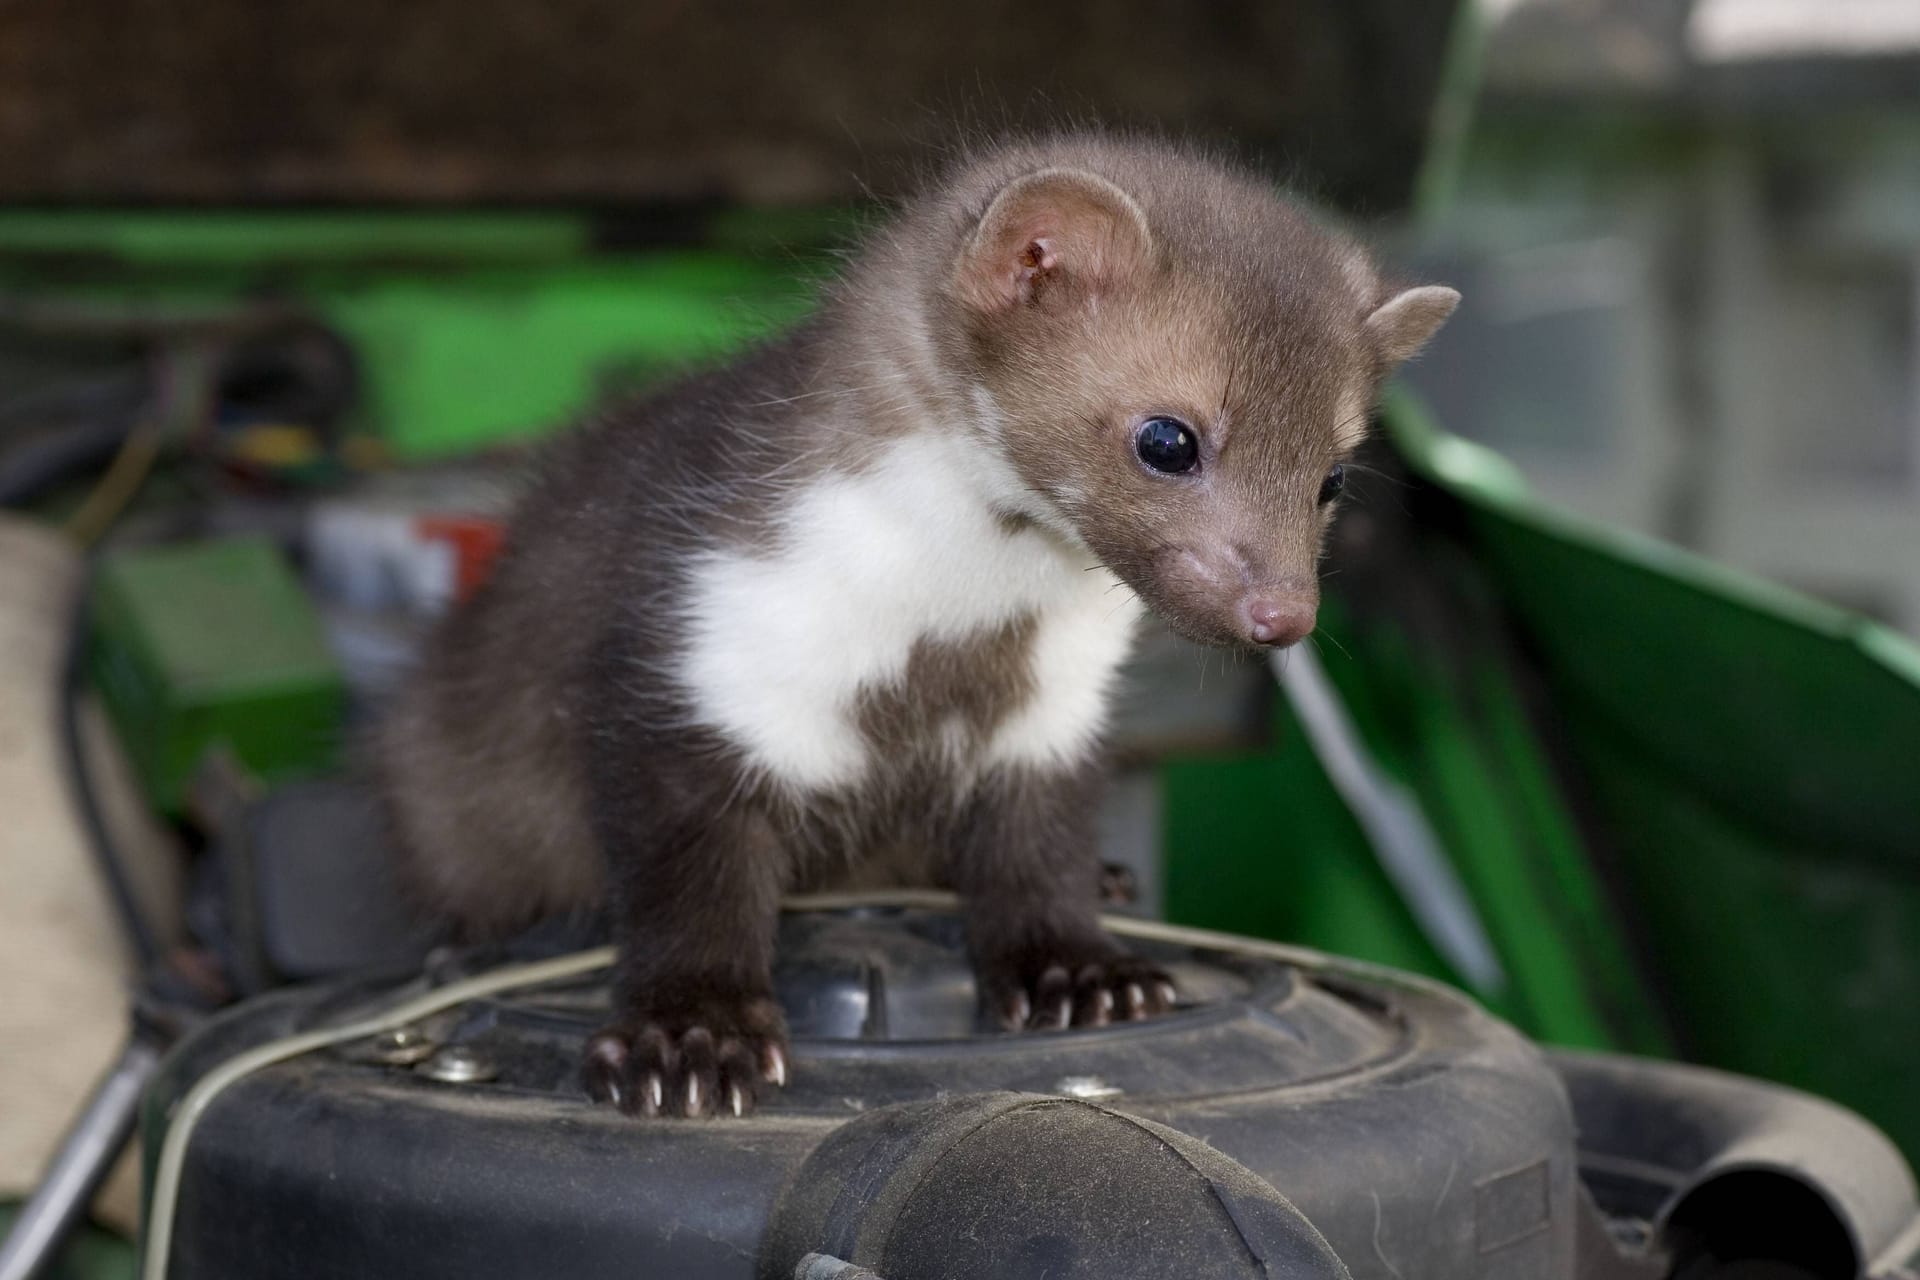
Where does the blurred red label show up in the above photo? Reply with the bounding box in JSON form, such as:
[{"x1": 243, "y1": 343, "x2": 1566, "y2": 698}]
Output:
[{"x1": 414, "y1": 515, "x2": 506, "y2": 603}]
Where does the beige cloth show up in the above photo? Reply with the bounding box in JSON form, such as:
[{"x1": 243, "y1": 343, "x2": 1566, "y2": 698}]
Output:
[{"x1": 0, "y1": 518, "x2": 182, "y2": 1236}]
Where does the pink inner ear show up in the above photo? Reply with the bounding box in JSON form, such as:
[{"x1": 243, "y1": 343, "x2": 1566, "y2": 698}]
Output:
[
  {"x1": 1009, "y1": 238, "x2": 1060, "y2": 305},
  {"x1": 956, "y1": 168, "x2": 1152, "y2": 313}
]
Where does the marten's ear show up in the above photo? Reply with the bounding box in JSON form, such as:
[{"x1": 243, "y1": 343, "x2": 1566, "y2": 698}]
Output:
[
  {"x1": 1366, "y1": 285, "x2": 1460, "y2": 366},
  {"x1": 954, "y1": 168, "x2": 1153, "y2": 312}
]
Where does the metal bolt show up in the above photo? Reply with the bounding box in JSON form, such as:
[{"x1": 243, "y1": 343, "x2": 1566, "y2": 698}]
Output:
[
  {"x1": 417, "y1": 1044, "x2": 497, "y2": 1085},
  {"x1": 355, "y1": 1026, "x2": 439, "y2": 1067},
  {"x1": 1055, "y1": 1074, "x2": 1122, "y2": 1100}
]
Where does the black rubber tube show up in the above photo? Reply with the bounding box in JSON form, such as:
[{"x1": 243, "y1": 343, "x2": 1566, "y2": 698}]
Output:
[
  {"x1": 58, "y1": 559, "x2": 163, "y2": 971},
  {"x1": 0, "y1": 419, "x2": 134, "y2": 508}
]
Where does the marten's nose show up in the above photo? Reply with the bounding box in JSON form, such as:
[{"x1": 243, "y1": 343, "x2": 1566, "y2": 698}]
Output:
[{"x1": 1243, "y1": 593, "x2": 1316, "y2": 647}]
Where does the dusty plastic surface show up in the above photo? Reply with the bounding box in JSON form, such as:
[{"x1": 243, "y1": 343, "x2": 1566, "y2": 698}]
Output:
[
  {"x1": 138, "y1": 905, "x2": 1920, "y2": 1279},
  {"x1": 1553, "y1": 1049, "x2": 1920, "y2": 1278},
  {"x1": 144, "y1": 907, "x2": 1579, "y2": 1280},
  {"x1": 760, "y1": 1093, "x2": 1352, "y2": 1280}
]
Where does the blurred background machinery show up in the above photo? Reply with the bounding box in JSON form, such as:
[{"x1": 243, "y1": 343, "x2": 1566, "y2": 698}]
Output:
[
  {"x1": 1409, "y1": 0, "x2": 1920, "y2": 632},
  {"x1": 1, "y1": 1, "x2": 1918, "y2": 1277}
]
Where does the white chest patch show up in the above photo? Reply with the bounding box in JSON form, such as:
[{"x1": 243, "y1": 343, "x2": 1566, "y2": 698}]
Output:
[{"x1": 674, "y1": 432, "x2": 1141, "y2": 792}]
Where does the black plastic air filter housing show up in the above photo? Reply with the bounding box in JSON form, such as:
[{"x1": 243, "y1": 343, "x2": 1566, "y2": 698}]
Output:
[{"x1": 141, "y1": 905, "x2": 1920, "y2": 1280}]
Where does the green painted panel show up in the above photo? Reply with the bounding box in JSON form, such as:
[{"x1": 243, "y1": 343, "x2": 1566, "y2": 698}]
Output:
[
  {"x1": 1384, "y1": 391, "x2": 1920, "y2": 1159},
  {"x1": 1165, "y1": 588, "x2": 1669, "y2": 1055},
  {"x1": 315, "y1": 257, "x2": 814, "y2": 456}
]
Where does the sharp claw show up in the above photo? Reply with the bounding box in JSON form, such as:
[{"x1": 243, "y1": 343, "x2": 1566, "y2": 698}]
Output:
[
  {"x1": 1125, "y1": 983, "x2": 1146, "y2": 1017},
  {"x1": 1009, "y1": 990, "x2": 1032, "y2": 1028},
  {"x1": 729, "y1": 1085, "x2": 745, "y2": 1118},
  {"x1": 646, "y1": 1073, "x2": 664, "y2": 1114},
  {"x1": 765, "y1": 1045, "x2": 788, "y2": 1087},
  {"x1": 1156, "y1": 981, "x2": 1178, "y2": 1009},
  {"x1": 1053, "y1": 997, "x2": 1072, "y2": 1030},
  {"x1": 686, "y1": 1076, "x2": 704, "y2": 1117},
  {"x1": 1099, "y1": 989, "x2": 1115, "y2": 1014}
]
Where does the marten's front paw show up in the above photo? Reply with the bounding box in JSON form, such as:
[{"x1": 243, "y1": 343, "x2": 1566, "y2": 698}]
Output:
[
  {"x1": 981, "y1": 947, "x2": 1177, "y2": 1031},
  {"x1": 580, "y1": 989, "x2": 788, "y2": 1118}
]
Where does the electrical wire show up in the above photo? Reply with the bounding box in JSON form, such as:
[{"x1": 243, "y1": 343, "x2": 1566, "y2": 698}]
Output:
[
  {"x1": 139, "y1": 945, "x2": 619, "y2": 1280},
  {"x1": 63, "y1": 421, "x2": 163, "y2": 547},
  {"x1": 47, "y1": 353, "x2": 185, "y2": 970},
  {"x1": 58, "y1": 562, "x2": 165, "y2": 973}
]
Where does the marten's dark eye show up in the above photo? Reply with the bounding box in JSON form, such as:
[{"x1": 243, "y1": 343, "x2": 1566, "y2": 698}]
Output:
[
  {"x1": 1135, "y1": 416, "x2": 1199, "y2": 475},
  {"x1": 1318, "y1": 463, "x2": 1346, "y2": 504}
]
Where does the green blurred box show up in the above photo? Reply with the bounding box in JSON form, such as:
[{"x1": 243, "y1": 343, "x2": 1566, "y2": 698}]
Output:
[{"x1": 88, "y1": 537, "x2": 345, "y2": 815}]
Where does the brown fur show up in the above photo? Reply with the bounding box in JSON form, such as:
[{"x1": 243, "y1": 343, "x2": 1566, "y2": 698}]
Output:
[{"x1": 372, "y1": 131, "x2": 1456, "y2": 1118}]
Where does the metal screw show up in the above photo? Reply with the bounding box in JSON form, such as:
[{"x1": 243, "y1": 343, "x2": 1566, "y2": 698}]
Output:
[
  {"x1": 417, "y1": 1045, "x2": 497, "y2": 1085},
  {"x1": 356, "y1": 1026, "x2": 438, "y2": 1067},
  {"x1": 1055, "y1": 1075, "x2": 1122, "y2": 1100}
]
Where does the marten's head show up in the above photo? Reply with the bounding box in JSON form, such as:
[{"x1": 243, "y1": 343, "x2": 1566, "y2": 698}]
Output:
[{"x1": 934, "y1": 141, "x2": 1456, "y2": 651}]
